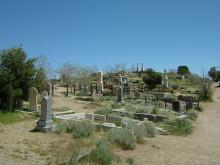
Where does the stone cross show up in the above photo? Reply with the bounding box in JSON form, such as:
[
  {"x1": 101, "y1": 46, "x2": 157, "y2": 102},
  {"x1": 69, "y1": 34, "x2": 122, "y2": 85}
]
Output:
[
  {"x1": 36, "y1": 97, "x2": 53, "y2": 132},
  {"x1": 29, "y1": 87, "x2": 38, "y2": 111},
  {"x1": 117, "y1": 85, "x2": 124, "y2": 103}
]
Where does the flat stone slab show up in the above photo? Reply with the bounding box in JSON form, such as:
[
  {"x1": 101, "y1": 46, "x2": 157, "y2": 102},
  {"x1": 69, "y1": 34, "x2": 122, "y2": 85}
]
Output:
[
  {"x1": 53, "y1": 110, "x2": 75, "y2": 117},
  {"x1": 55, "y1": 113, "x2": 86, "y2": 120}
]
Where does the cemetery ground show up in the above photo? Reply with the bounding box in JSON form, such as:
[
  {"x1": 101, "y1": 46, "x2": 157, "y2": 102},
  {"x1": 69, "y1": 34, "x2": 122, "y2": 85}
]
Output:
[{"x1": 0, "y1": 85, "x2": 220, "y2": 165}]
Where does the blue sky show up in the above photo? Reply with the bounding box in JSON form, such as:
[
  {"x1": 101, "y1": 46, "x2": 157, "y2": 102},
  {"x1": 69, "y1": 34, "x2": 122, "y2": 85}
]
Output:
[{"x1": 0, "y1": 0, "x2": 219, "y2": 74}]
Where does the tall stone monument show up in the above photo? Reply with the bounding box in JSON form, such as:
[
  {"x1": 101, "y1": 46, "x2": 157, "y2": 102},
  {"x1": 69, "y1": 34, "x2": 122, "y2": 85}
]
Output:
[
  {"x1": 97, "y1": 71, "x2": 103, "y2": 94},
  {"x1": 36, "y1": 97, "x2": 53, "y2": 132},
  {"x1": 29, "y1": 87, "x2": 38, "y2": 111},
  {"x1": 117, "y1": 85, "x2": 124, "y2": 103},
  {"x1": 162, "y1": 69, "x2": 169, "y2": 89}
]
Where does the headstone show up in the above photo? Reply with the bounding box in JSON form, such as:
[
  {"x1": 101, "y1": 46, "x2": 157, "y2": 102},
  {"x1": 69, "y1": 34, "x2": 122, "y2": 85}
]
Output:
[
  {"x1": 97, "y1": 71, "x2": 103, "y2": 94},
  {"x1": 162, "y1": 69, "x2": 169, "y2": 88},
  {"x1": 117, "y1": 85, "x2": 124, "y2": 103},
  {"x1": 94, "y1": 114, "x2": 106, "y2": 122},
  {"x1": 172, "y1": 101, "x2": 180, "y2": 112},
  {"x1": 66, "y1": 83, "x2": 69, "y2": 97},
  {"x1": 29, "y1": 87, "x2": 38, "y2": 111},
  {"x1": 46, "y1": 82, "x2": 52, "y2": 96},
  {"x1": 36, "y1": 97, "x2": 53, "y2": 132},
  {"x1": 52, "y1": 82, "x2": 54, "y2": 95},
  {"x1": 118, "y1": 74, "x2": 123, "y2": 84}
]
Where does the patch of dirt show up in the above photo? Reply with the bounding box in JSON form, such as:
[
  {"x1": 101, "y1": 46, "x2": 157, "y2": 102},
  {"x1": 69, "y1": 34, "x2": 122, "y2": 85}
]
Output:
[{"x1": 52, "y1": 87, "x2": 97, "y2": 113}]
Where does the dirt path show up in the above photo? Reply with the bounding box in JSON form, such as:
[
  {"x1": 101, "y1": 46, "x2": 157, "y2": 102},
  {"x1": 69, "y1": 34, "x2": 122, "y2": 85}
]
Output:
[
  {"x1": 52, "y1": 86, "x2": 97, "y2": 113},
  {"x1": 117, "y1": 85, "x2": 220, "y2": 165}
]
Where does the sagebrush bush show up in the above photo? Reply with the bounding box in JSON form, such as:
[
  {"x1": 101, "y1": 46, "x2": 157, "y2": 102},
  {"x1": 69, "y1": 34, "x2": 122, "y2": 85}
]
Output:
[
  {"x1": 107, "y1": 128, "x2": 136, "y2": 150},
  {"x1": 94, "y1": 105, "x2": 112, "y2": 115},
  {"x1": 171, "y1": 118, "x2": 193, "y2": 135},
  {"x1": 72, "y1": 120, "x2": 94, "y2": 138},
  {"x1": 142, "y1": 120, "x2": 156, "y2": 137},
  {"x1": 126, "y1": 121, "x2": 145, "y2": 143},
  {"x1": 54, "y1": 120, "x2": 94, "y2": 138},
  {"x1": 90, "y1": 138, "x2": 113, "y2": 165}
]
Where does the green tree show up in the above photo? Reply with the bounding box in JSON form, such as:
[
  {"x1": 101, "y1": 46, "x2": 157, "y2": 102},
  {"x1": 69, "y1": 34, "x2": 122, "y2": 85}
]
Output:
[
  {"x1": 0, "y1": 47, "x2": 42, "y2": 110},
  {"x1": 143, "y1": 68, "x2": 162, "y2": 90},
  {"x1": 208, "y1": 66, "x2": 217, "y2": 81},
  {"x1": 177, "y1": 66, "x2": 190, "y2": 75}
]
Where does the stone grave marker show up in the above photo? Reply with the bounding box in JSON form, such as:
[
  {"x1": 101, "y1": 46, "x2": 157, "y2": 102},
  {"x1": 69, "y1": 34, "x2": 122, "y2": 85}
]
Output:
[
  {"x1": 29, "y1": 87, "x2": 38, "y2": 111},
  {"x1": 36, "y1": 97, "x2": 53, "y2": 132}
]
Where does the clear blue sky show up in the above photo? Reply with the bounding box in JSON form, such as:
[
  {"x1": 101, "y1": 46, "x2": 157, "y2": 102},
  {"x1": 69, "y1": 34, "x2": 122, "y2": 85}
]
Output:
[{"x1": 0, "y1": 0, "x2": 219, "y2": 74}]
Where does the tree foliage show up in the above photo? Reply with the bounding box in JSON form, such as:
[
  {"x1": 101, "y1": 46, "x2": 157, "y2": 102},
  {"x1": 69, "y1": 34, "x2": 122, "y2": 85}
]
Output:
[
  {"x1": 0, "y1": 47, "x2": 44, "y2": 110},
  {"x1": 143, "y1": 68, "x2": 162, "y2": 90},
  {"x1": 208, "y1": 66, "x2": 220, "y2": 82},
  {"x1": 177, "y1": 66, "x2": 190, "y2": 75}
]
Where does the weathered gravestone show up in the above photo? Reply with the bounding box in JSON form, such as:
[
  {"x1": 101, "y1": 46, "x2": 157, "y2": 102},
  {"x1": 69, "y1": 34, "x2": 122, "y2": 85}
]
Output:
[
  {"x1": 29, "y1": 87, "x2": 38, "y2": 111},
  {"x1": 36, "y1": 97, "x2": 53, "y2": 132},
  {"x1": 117, "y1": 85, "x2": 124, "y2": 103},
  {"x1": 96, "y1": 71, "x2": 103, "y2": 94}
]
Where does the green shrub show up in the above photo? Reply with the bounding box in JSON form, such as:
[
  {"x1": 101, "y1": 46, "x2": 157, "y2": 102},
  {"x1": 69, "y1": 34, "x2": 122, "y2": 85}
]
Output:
[
  {"x1": 151, "y1": 107, "x2": 160, "y2": 115},
  {"x1": 90, "y1": 139, "x2": 113, "y2": 165},
  {"x1": 107, "y1": 128, "x2": 136, "y2": 150},
  {"x1": 142, "y1": 120, "x2": 156, "y2": 137},
  {"x1": 0, "y1": 111, "x2": 36, "y2": 124},
  {"x1": 94, "y1": 105, "x2": 112, "y2": 115},
  {"x1": 72, "y1": 120, "x2": 94, "y2": 138},
  {"x1": 126, "y1": 121, "x2": 145, "y2": 143},
  {"x1": 170, "y1": 118, "x2": 193, "y2": 135},
  {"x1": 125, "y1": 104, "x2": 149, "y2": 113},
  {"x1": 111, "y1": 102, "x2": 124, "y2": 109},
  {"x1": 54, "y1": 120, "x2": 94, "y2": 138}
]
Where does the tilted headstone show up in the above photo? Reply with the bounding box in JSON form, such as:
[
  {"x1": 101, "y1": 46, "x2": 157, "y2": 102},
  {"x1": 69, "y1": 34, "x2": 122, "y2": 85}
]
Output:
[
  {"x1": 36, "y1": 97, "x2": 53, "y2": 132},
  {"x1": 117, "y1": 85, "x2": 124, "y2": 103},
  {"x1": 29, "y1": 87, "x2": 38, "y2": 111}
]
